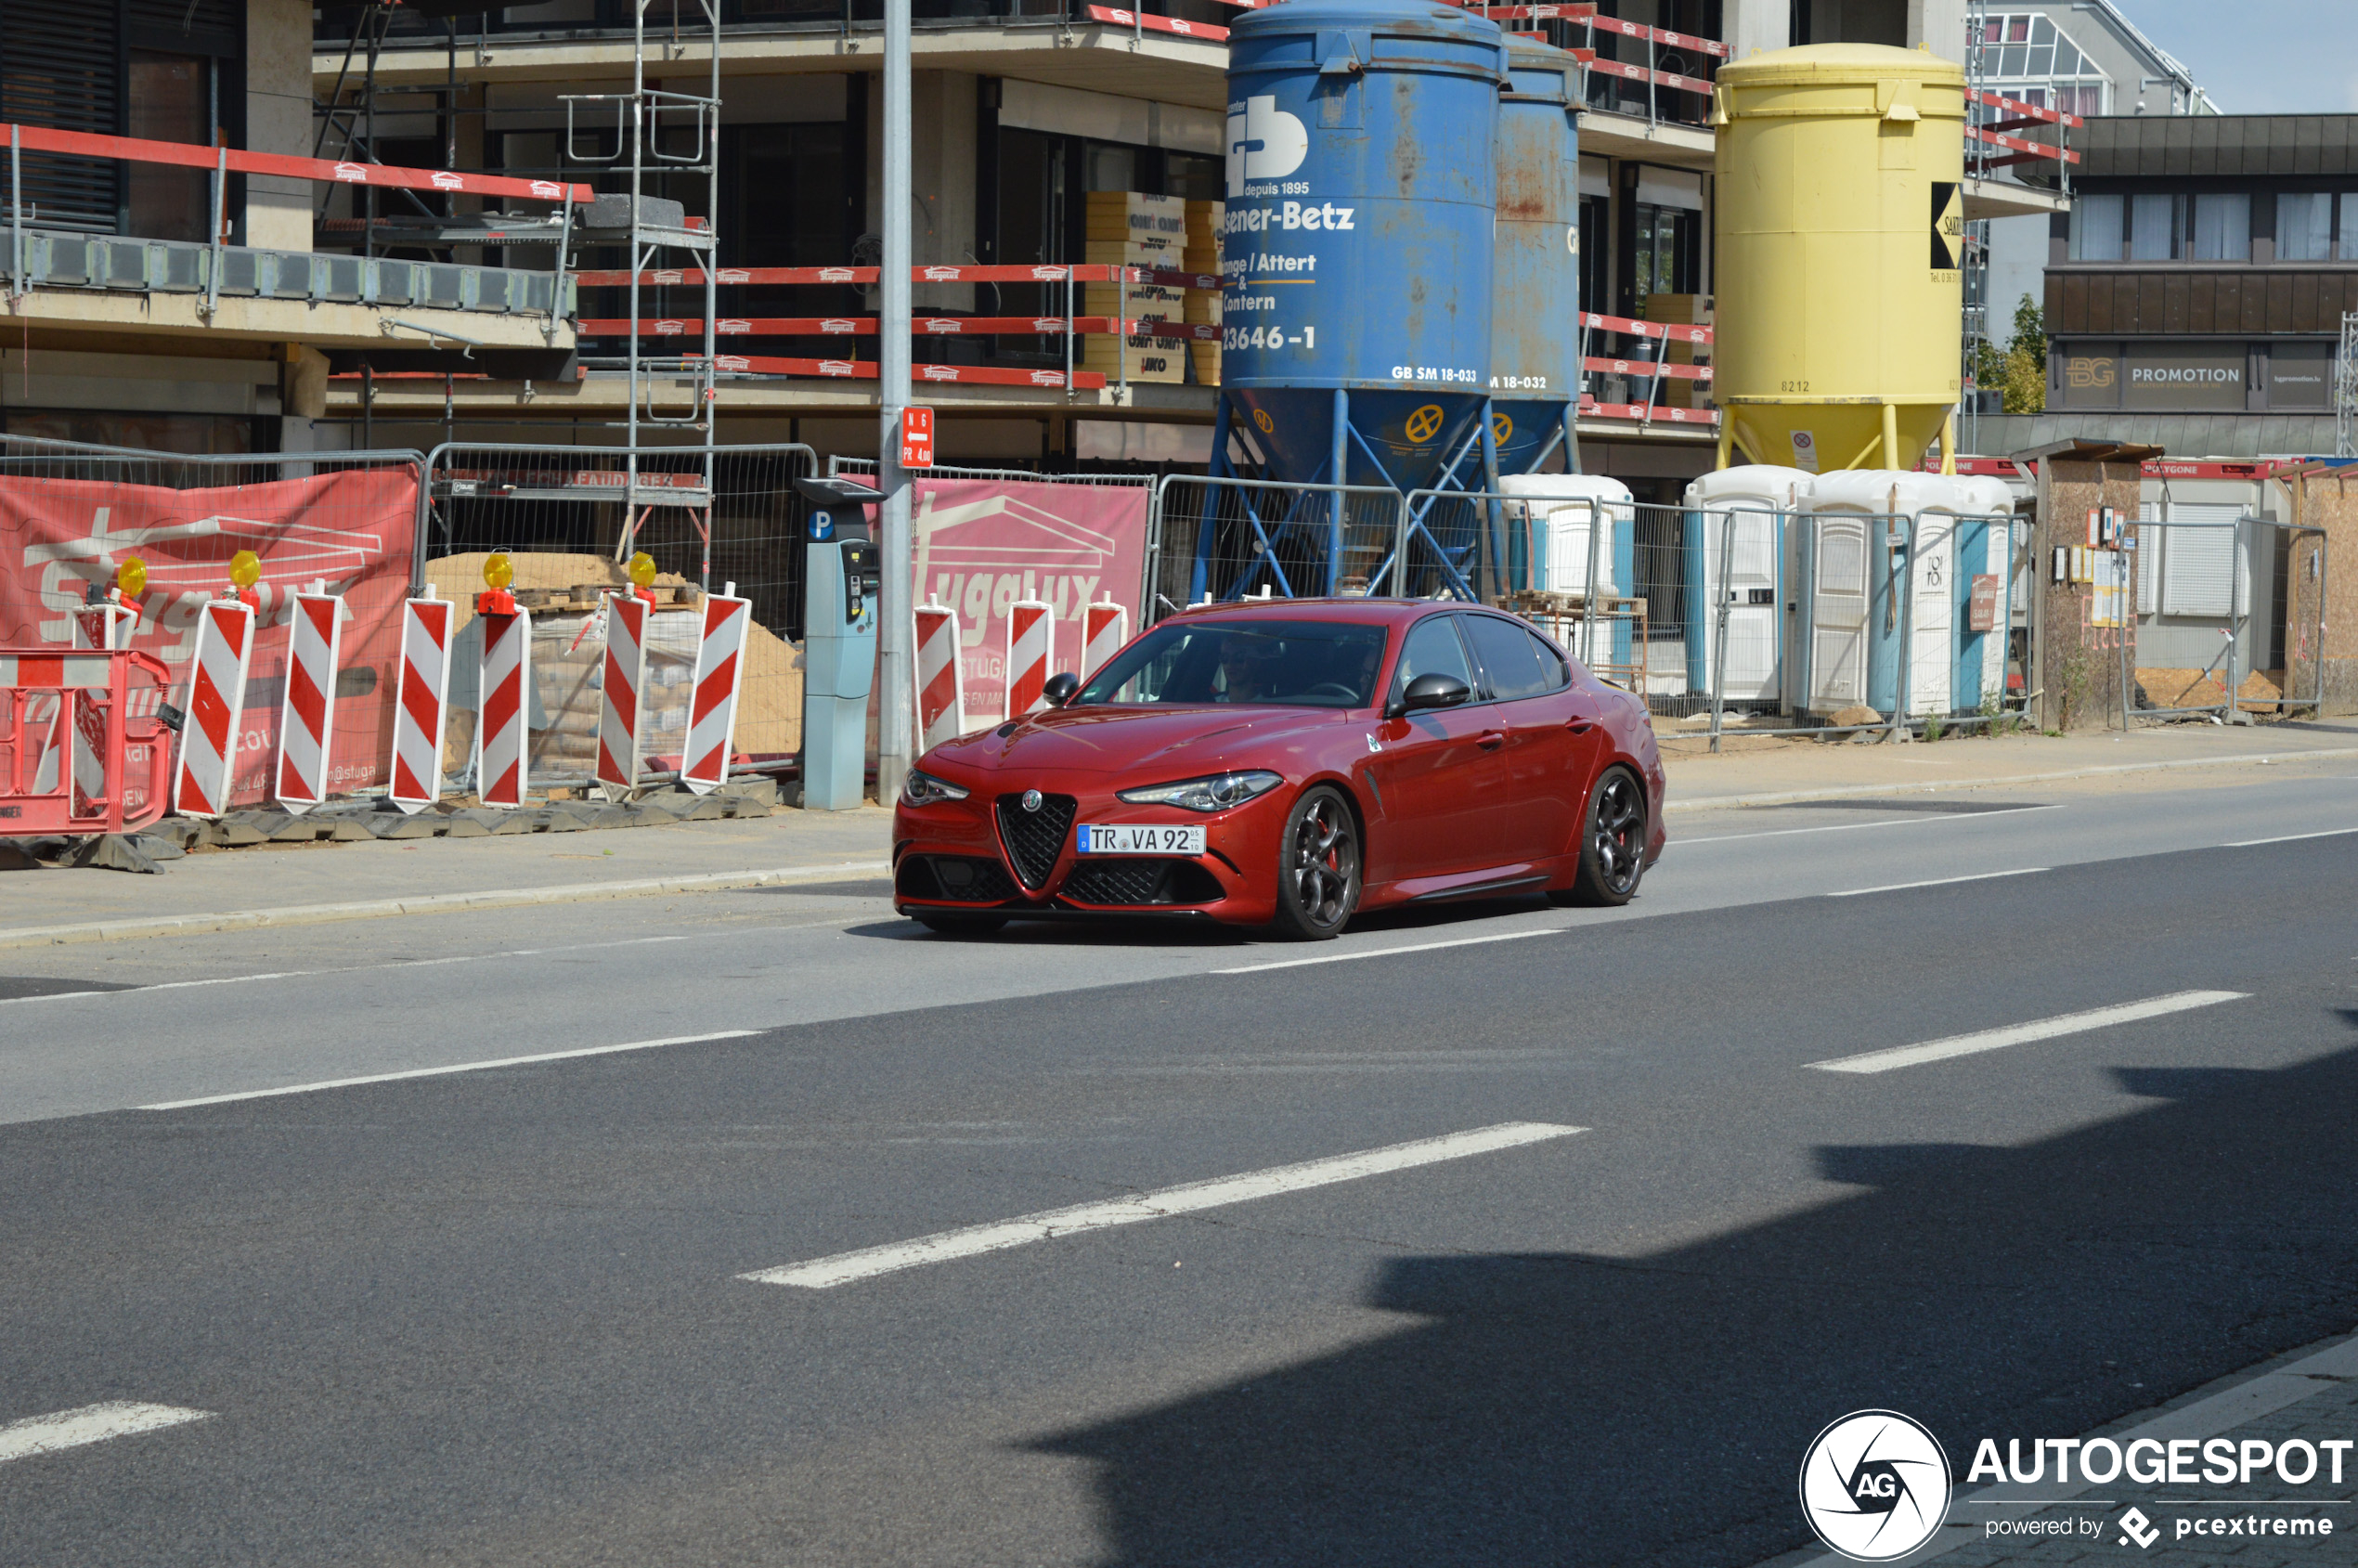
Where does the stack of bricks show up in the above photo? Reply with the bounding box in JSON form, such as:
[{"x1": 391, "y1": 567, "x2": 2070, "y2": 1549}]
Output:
[
  {"x1": 1185, "y1": 199, "x2": 1222, "y2": 385},
  {"x1": 1082, "y1": 190, "x2": 1187, "y2": 383}
]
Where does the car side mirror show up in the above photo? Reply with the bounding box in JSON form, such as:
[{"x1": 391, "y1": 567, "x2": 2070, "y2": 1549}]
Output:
[
  {"x1": 1043, "y1": 671, "x2": 1081, "y2": 708},
  {"x1": 1390, "y1": 670, "x2": 1471, "y2": 719}
]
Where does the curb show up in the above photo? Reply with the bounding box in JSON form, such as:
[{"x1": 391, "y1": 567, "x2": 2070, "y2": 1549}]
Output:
[
  {"x1": 0, "y1": 859, "x2": 893, "y2": 951},
  {"x1": 1661, "y1": 745, "x2": 2358, "y2": 813}
]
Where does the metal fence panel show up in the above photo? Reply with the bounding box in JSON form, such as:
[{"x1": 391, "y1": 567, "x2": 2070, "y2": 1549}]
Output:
[
  {"x1": 0, "y1": 434, "x2": 426, "y2": 808},
  {"x1": 1146, "y1": 474, "x2": 1406, "y2": 619},
  {"x1": 420, "y1": 442, "x2": 814, "y2": 786}
]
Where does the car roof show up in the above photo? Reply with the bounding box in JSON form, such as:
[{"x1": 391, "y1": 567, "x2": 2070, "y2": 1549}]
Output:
[{"x1": 1160, "y1": 598, "x2": 1453, "y2": 628}]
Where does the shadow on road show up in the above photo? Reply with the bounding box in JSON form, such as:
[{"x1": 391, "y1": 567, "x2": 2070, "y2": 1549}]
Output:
[{"x1": 1032, "y1": 1017, "x2": 2358, "y2": 1568}]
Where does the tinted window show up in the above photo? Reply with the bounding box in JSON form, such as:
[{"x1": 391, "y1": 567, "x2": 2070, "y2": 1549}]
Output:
[
  {"x1": 1463, "y1": 615, "x2": 1554, "y2": 700},
  {"x1": 1393, "y1": 616, "x2": 1474, "y2": 696},
  {"x1": 1075, "y1": 618, "x2": 1389, "y2": 708},
  {"x1": 1524, "y1": 627, "x2": 1572, "y2": 692}
]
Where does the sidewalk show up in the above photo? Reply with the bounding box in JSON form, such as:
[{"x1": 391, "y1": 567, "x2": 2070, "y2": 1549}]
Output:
[
  {"x1": 3, "y1": 720, "x2": 2353, "y2": 950},
  {"x1": 1661, "y1": 720, "x2": 2358, "y2": 811}
]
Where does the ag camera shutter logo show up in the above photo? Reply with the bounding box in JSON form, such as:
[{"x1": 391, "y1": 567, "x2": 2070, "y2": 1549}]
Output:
[
  {"x1": 1225, "y1": 96, "x2": 1308, "y2": 198},
  {"x1": 1799, "y1": 1410, "x2": 1952, "y2": 1562}
]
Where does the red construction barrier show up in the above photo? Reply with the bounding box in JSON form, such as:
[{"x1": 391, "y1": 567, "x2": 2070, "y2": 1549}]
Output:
[
  {"x1": 274, "y1": 590, "x2": 343, "y2": 813},
  {"x1": 1080, "y1": 599, "x2": 1129, "y2": 682},
  {"x1": 596, "y1": 593, "x2": 650, "y2": 793},
  {"x1": 169, "y1": 601, "x2": 253, "y2": 821},
  {"x1": 913, "y1": 601, "x2": 966, "y2": 752},
  {"x1": 478, "y1": 607, "x2": 532, "y2": 809},
  {"x1": 0, "y1": 649, "x2": 173, "y2": 836},
  {"x1": 1004, "y1": 600, "x2": 1054, "y2": 719},
  {"x1": 389, "y1": 593, "x2": 453, "y2": 814},
  {"x1": 682, "y1": 587, "x2": 751, "y2": 795}
]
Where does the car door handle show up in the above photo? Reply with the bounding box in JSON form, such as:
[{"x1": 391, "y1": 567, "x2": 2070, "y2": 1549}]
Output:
[
  {"x1": 1477, "y1": 731, "x2": 1507, "y2": 750},
  {"x1": 1566, "y1": 719, "x2": 1599, "y2": 734}
]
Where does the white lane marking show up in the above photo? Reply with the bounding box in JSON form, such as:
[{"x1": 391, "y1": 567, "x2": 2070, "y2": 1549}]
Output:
[
  {"x1": 1680, "y1": 804, "x2": 2059, "y2": 844},
  {"x1": 1825, "y1": 867, "x2": 2050, "y2": 898},
  {"x1": 2224, "y1": 826, "x2": 2358, "y2": 848},
  {"x1": 743, "y1": 1121, "x2": 1587, "y2": 1289},
  {"x1": 0, "y1": 1403, "x2": 213, "y2": 1465},
  {"x1": 138, "y1": 1030, "x2": 759, "y2": 1110},
  {"x1": 0, "y1": 935, "x2": 698, "y2": 1007},
  {"x1": 1214, "y1": 928, "x2": 1561, "y2": 975},
  {"x1": 1807, "y1": 990, "x2": 2248, "y2": 1075}
]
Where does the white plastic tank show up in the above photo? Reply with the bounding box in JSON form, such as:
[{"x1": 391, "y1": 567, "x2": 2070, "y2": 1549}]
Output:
[
  {"x1": 1681, "y1": 465, "x2": 1812, "y2": 706},
  {"x1": 1500, "y1": 473, "x2": 1634, "y2": 669},
  {"x1": 1802, "y1": 470, "x2": 1963, "y2": 717}
]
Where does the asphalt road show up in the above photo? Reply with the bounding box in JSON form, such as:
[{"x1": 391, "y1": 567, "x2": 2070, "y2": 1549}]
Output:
[{"x1": 1, "y1": 764, "x2": 2354, "y2": 1566}]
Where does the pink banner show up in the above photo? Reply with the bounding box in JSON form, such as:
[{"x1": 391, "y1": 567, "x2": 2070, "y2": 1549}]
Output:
[
  {"x1": 0, "y1": 468, "x2": 419, "y2": 808},
  {"x1": 910, "y1": 476, "x2": 1149, "y2": 728}
]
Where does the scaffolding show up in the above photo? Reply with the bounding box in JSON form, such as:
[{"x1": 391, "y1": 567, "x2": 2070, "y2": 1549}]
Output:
[{"x1": 2339, "y1": 312, "x2": 2358, "y2": 460}]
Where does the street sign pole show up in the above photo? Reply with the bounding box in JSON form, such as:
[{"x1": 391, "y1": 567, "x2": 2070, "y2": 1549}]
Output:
[{"x1": 875, "y1": 0, "x2": 914, "y2": 805}]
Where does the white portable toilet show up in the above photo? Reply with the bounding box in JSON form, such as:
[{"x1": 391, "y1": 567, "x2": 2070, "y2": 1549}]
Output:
[
  {"x1": 1803, "y1": 471, "x2": 1963, "y2": 718},
  {"x1": 1941, "y1": 474, "x2": 2017, "y2": 710},
  {"x1": 1500, "y1": 473, "x2": 1635, "y2": 669},
  {"x1": 1680, "y1": 465, "x2": 1812, "y2": 706}
]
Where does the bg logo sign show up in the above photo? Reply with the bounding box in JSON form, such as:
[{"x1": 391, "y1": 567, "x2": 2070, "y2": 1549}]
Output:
[{"x1": 1799, "y1": 1410, "x2": 1952, "y2": 1561}]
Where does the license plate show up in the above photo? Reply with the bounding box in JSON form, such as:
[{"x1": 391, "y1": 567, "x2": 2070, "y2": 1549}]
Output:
[{"x1": 1076, "y1": 823, "x2": 1205, "y2": 855}]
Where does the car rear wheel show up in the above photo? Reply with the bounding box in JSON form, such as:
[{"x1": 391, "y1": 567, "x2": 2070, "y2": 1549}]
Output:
[
  {"x1": 912, "y1": 913, "x2": 1008, "y2": 936},
  {"x1": 1271, "y1": 785, "x2": 1360, "y2": 941},
  {"x1": 1549, "y1": 766, "x2": 1647, "y2": 908}
]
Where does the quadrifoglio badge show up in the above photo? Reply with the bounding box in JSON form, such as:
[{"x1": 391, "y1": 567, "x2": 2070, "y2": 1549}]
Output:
[{"x1": 1800, "y1": 1411, "x2": 2350, "y2": 1556}]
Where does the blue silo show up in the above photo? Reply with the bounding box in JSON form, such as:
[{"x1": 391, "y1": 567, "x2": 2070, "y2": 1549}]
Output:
[
  {"x1": 1487, "y1": 40, "x2": 1581, "y2": 486},
  {"x1": 1195, "y1": 0, "x2": 1507, "y2": 602}
]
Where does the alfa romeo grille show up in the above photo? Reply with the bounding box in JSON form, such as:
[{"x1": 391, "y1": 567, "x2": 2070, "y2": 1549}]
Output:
[
  {"x1": 1063, "y1": 858, "x2": 1222, "y2": 906},
  {"x1": 995, "y1": 792, "x2": 1076, "y2": 889}
]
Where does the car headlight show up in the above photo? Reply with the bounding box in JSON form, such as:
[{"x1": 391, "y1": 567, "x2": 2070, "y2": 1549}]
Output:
[
  {"x1": 900, "y1": 768, "x2": 969, "y2": 807},
  {"x1": 1116, "y1": 770, "x2": 1284, "y2": 813}
]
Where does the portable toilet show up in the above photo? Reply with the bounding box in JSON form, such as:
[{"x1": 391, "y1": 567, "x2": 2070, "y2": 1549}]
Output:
[
  {"x1": 1681, "y1": 465, "x2": 1811, "y2": 707},
  {"x1": 1801, "y1": 470, "x2": 1961, "y2": 717},
  {"x1": 1933, "y1": 474, "x2": 2016, "y2": 712},
  {"x1": 1500, "y1": 473, "x2": 1636, "y2": 672}
]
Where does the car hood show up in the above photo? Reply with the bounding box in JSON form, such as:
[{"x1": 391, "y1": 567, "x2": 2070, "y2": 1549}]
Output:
[{"x1": 924, "y1": 705, "x2": 1348, "y2": 781}]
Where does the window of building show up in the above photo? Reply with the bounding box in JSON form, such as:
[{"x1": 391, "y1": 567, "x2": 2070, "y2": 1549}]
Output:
[
  {"x1": 125, "y1": 53, "x2": 216, "y2": 244},
  {"x1": 1628, "y1": 203, "x2": 1700, "y2": 305},
  {"x1": 2129, "y1": 193, "x2": 2177, "y2": 260},
  {"x1": 2073, "y1": 193, "x2": 2123, "y2": 261},
  {"x1": 2278, "y1": 192, "x2": 2333, "y2": 262},
  {"x1": 1978, "y1": 13, "x2": 2108, "y2": 121},
  {"x1": 2342, "y1": 195, "x2": 2358, "y2": 261},
  {"x1": 2190, "y1": 194, "x2": 2248, "y2": 263}
]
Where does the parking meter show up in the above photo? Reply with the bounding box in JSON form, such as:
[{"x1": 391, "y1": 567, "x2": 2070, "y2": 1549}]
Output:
[{"x1": 802, "y1": 507, "x2": 880, "y2": 810}]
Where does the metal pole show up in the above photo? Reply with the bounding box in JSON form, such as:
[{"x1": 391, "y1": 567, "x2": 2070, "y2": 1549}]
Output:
[
  {"x1": 875, "y1": 0, "x2": 915, "y2": 803},
  {"x1": 1708, "y1": 506, "x2": 1734, "y2": 754}
]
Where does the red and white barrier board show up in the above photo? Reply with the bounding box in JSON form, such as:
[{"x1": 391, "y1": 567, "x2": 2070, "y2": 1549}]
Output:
[
  {"x1": 913, "y1": 600, "x2": 965, "y2": 751},
  {"x1": 682, "y1": 588, "x2": 750, "y2": 795},
  {"x1": 478, "y1": 606, "x2": 532, "y2": 808},
  {"x1": 1004, "y1": 599, "x2": 1053, "y2": 719},
  {"x1": 595, "y1": 593, "x2": 649, "y2": 793},
  {"x1": 274, "y1": 590, "x2": 343, "y2": 813},
  {"x1": 389, "y1": 593, "x2": 454, "y2": 813},
  {"x1": 71, "y1": 603, "x2": 132, "y2": 651},
  {"x1": 170, "y1": 600, "x2": 254, "y2": 819},
  {"x1": 1080, "y1": 599, "x2": 1129, "y2": 681}
]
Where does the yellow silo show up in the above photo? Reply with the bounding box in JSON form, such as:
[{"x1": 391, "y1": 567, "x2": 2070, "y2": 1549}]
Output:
[{"x1": 1711, "y1": 44, "x2": 1967, "y2": 475}]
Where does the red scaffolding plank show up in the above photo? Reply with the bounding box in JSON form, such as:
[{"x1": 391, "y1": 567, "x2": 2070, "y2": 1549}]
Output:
[
  {"x1": 693, "y1": 354, "x2": 1107, "y2": 391},
  {"x1": 567, "y1": 263, "x2": 1220, "y2": 289},
  {"x1": 579, "y1": 316, "x2": 1221, "y2": 341},
  {"x1": 1968, "y1": 124, "x2": 2079, "y2": 163},
  {"x1": 1584, "y1": 55, "x2": 1716, "y2": 97},
  {"x1": 1555, "y1": 5, "x2": 1730, "y2": 57},
  {"x1": 1080, "y1": 6, "x2": 1228, "y2": 41},
  {"x1": 1970, "y1": 87, "x2": 2083, "y2": 128},
  {"x1": 0, "y1": 121, "x2": 591, "y2": 203},
  {"x1": 1580, "y1": 310, "x2": 1712, "y2": 345},
  {"x1": 1585, "y1": 356, "x2": 1711, "y2": 382}
]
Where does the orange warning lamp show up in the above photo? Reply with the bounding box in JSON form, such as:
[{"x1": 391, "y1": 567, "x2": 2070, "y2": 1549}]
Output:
[
  {"x1": 479, "y1": 551, "x2": 518, "y2": 616},
  {"x1": 627, "y1": 550, "x2": 658, "y2": 606},
  {"x1": 227, "y1": 549, "x2": 262, "y2": 609},
  {"x1": 115, "y1": 556, "x2": 149, "y2": 602}
]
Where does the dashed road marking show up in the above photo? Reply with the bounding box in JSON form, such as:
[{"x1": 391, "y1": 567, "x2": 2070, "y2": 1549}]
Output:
[
  {"x1": 0, "y1": 1403, "x2": 213, "y2": 1465},
  {"x1": 1825, "y1": 867, "x2": 2050, "y2": 898},
  {"x1": 742, "y1": 1121, "x2": 1587, "y2": 1289},
  {"x1": 139, "y1": 1030, "x2": 760, "y2": 1110},
  {"x1": 1807, "y1": 990, "x2": 2248, "y2": 1075}
]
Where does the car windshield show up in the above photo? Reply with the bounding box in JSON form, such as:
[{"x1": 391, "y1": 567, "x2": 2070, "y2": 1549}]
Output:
[{"x1": 1074, "y1": 619, "x2": 1389, "y2": 708}]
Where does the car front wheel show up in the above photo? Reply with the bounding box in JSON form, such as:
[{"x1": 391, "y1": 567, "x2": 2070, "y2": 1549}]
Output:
[{"x1": 1271, "y1": 785, "x2": 1361, "y2": 941}]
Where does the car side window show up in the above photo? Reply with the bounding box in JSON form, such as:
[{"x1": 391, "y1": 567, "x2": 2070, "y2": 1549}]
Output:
[
  {"x1": 1393, "y1": 616, "x2": 1474, "y2": 701},
  {"x1": 1462, "y1": 614, "x2": 1553, "y2": 701},
  {"x1": 1524, "y1": 626, "x2": 1572, "y2": 693}
]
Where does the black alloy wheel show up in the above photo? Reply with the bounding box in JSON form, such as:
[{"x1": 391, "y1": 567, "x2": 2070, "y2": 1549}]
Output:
[
  {"x1": 1551, "y1": 766, "x2": 1647, "y2": 908},
  {"x1": 1272, "y1": 785, "x2": 1361, "y2": 940}
]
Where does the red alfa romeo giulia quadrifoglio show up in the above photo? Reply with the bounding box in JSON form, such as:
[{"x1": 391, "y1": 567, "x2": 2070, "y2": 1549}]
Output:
[{"x1": 890, "y1": 599, "x2": 1666, "y2": 940}]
